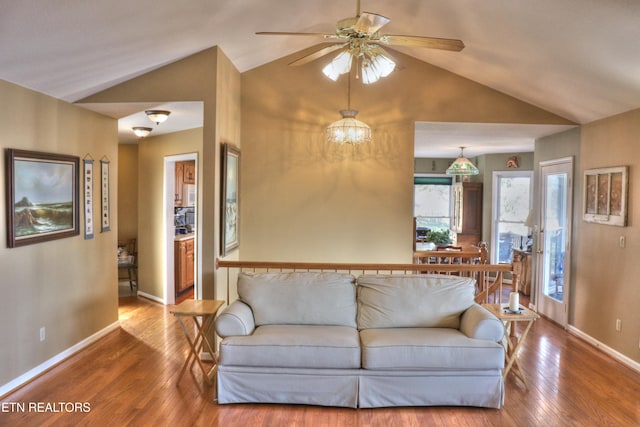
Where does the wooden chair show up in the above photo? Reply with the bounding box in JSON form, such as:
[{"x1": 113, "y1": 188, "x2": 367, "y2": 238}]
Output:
[{"x1": 118, "y1": 238, "x2": 138, "y2": 291}]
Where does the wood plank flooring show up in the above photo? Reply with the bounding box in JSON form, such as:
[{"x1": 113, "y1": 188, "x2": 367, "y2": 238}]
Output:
[{"x1": 1, "y1": 296, "x2": 639, "y2": 426}]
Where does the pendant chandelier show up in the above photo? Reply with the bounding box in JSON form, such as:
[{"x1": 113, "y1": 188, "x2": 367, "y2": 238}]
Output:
[
  {"x1": 326, "y1": 72, "x2": 371, "y2": 145},
  {"x1": 446, "y1": 146, "x2": 479, "y2": 175}
]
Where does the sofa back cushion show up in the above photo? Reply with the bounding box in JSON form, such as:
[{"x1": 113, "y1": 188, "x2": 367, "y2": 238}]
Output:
[
  {"x1": 357, "y1": 274, "x2": 475, "y2": 330},
  {"x1": 238, "y1": 272, "x2": 357, "y2": 327}
]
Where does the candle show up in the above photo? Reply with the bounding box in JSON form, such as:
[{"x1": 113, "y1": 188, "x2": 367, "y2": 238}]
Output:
[{"x1": 509, "y1": 292, "x2": 520, "y2": 312}]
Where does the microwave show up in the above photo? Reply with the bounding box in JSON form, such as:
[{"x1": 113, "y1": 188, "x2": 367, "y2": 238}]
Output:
[{"x1": 185, "y1": 184, "x2": 196, "y2": 207}]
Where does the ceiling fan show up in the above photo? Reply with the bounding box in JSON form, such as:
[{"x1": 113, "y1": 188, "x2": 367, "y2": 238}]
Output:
[{"x1": 257, "y1": 0, "x2": 464, "y2": 84}]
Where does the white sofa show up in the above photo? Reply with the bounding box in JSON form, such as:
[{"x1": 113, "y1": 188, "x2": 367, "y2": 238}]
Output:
[{"x1": 215, "y1": 272, "x2": 505, "y2": 408}]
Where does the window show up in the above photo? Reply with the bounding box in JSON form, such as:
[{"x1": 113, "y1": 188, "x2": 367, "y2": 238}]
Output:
[
  {"x1": 492, "y1": 172, "x2": 533, "y2": 263},
  {"x1": 414, "y1": 176, "x2": 452, "y2": 232}
]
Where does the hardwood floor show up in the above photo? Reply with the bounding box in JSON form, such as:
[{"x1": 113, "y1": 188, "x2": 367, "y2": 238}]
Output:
[{"x1": 1, "y1": 296, "x2": 639, "y2": 426}]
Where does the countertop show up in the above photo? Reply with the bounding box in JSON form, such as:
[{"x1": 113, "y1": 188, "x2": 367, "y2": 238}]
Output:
[{"x1": 174, "y1": 233, "x2": 194, "y2": 242}]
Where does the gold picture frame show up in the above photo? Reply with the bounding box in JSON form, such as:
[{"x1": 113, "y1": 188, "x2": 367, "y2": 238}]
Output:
[
  {"x1": 220, "y1": 143, "x2": 240, "y2": 256},
  {"x1": 5, "y1": 149, "x2": 80, "y2": 247}
]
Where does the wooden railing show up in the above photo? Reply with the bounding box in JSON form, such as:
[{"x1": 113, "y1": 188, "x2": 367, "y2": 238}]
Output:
[{"x1": 216, "y1": 259, "x2": 513, "y2": 305}]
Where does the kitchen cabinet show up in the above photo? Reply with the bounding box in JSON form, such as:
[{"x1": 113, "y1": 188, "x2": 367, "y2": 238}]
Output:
[
  {"x1": 175, "y1": 237, "x2": 194, "y2": 294},
  {"x1": 183, "y1": 161, "x2": 195, "y2": 184},
  {"x1": 452, "y1": 182, "x2": 483, "y2": 247},
  {"x1": 175, "y1": 162, "x2": 185, "y2": 206},
  {"x1": 174, "y1": 161, "x2": 195, "y2": 206}
]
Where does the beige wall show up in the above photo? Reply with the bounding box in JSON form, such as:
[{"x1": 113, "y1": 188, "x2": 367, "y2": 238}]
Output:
[
  {"x1": 117, "y1": 144, "x2": 138, "y2": 244},
  {"x1": 574, "y1": 109, "x2": 640, "y2": 362},
  {"x1": 137, "y1": 129, "x2": 202, "y2": 298},
  {"x1": 80, "y1": 47, "x2": 242, "y2": 302},
  {"x1": 241, "y1": 47, "x2": 571, "y2": 263},
  {"x1": 0, "y1": 79, "x2": 118, "y2": 386}
]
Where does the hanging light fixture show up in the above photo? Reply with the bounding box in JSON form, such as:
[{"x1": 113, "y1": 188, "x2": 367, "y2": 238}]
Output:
[
  {"x1": 132, "y1": 127, "x2": 152, "y2": 138},
  {"x1": 145, "y1": 110, "x2": 171, "y2": 125},
  {"x1": 322, "y1": 42, "x2": 396, "y2": 85},
  {"x1": 327, "y1": 71, "x2": 371, "y2": 145},
  {"x1": 446, "y1": 146, "x2": 479, "y2": 175}
]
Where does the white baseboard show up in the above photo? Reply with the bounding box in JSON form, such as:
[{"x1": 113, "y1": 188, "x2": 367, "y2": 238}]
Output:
[
  {"x1": 567, "y1": 325, "x2": 640, "y2": 373},
  {"x1": 0, "y1": 321, "x2": 121, "y2": 398},
  {"x1": 137, "y1": 291, "x2": 164, "y2": 304}
]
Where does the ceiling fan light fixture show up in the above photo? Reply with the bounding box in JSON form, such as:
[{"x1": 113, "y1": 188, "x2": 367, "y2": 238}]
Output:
[
  {"x1": 327, "y1": 109, "x2": 371, "y2": 145},
  {"x1": 322, "y1": 51, "x2": 353, "y2": 81},
  {"x1": 446, "y1": 146, "x2": 479, "y2": 176},
  {"x1": 132, "y1": 126, "x2": 152, "y2": 138},
  {"x1": 360, "y1": 51, "x2": 396, "y2": 84},
  {"x1": 371, "y1": 52, "x2": 396, "y2": 78},
  {"x1": 145, "y1": 109, "x2": 171, "y2": 125}
]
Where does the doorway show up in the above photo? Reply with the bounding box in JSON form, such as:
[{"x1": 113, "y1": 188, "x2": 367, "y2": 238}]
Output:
[
  {"x1": 164, "y1": 153, "x2": 198, "y2": 305},
  {"x1": 536, "y1": 157, "x2": 573, "y2": 327}
]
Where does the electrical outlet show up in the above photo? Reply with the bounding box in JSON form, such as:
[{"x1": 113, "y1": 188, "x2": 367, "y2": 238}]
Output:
[
  {"x1": 615, "y1": 319, "x2": 622, "y2": 332},
  {"x1": 39, "y1": 327, "x2": 45, "y2": 342},
  {"x1": 619, "y1": 236, "x2": 626, "y2": 248}
]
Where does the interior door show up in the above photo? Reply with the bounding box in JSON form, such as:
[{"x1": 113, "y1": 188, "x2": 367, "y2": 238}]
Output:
[{"x1": 536, "y1": 158, "x2": 573, "y2": 326}]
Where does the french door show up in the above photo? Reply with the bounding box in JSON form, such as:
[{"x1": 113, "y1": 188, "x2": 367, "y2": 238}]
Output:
[{"x1": 536, "y1": 158, "x2": 573, "y2": 327}]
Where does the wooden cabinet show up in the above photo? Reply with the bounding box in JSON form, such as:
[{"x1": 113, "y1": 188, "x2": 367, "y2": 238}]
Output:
[
  {"x1": 175, "y1": 162, "x2": 185, "y2": 206},
  {"x1": 175, "y1": 238, "x2": 194, "y2": 294},
  {"x1": 452, "y1": 182, "x2": 483, "y2": 247},
  {"x1": 174, "y1": 161, "x2": 195, "y2": 206},
  {"x1": 183, "y1": 162, "x2": 195, "y2": 184},
  {"x1": 513, "y1": 249, "x2": 532, "y2": 295}
]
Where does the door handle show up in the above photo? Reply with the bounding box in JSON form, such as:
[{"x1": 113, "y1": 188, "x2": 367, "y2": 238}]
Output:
[{"x1": 537, "y1": 249, "x2": 543, "y2": 254}]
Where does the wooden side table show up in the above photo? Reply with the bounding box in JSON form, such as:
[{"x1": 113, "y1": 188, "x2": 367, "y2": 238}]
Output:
[
  {"x1": 170, "y1": 299, "x2": 224, "y2": 391},
  {"x1": 482, "y1": 303, "x2": 539, "y2": 388}
]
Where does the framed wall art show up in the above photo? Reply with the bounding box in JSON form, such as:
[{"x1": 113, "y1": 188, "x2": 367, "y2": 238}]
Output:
[
  {"x1": 583, "y1": 166, "x2": 628, "y2": 227},
  {"x1": 100, "y1": 158, "x2": 111, "y2": 232},
  {"x1": 5, "y1": 149, "x2": 80, "y2": 248},
  {"x1": 83, "y1": 157, "x2": 94, "y2": 239},
  {"x1": 221, "y1": 143, "x2": 240, "y2": 256}
]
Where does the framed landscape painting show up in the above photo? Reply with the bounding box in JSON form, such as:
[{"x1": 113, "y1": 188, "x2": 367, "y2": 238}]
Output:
[
  {"x1": 221, "y1": 143, "x2": 240, "y2": 256},
  {"x1": 5, "y1": 149, "x2": 80, "y2": 247}
]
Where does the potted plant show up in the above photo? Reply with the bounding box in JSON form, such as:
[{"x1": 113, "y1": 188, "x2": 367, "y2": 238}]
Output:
[{"x1": 425, "y1": 229, "x2": 453, "y2": 245}]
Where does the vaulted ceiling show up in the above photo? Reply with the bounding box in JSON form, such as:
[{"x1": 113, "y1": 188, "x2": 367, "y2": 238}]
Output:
[{"x1": 1, "y1": 1, "x2": 638, "y2": 154}]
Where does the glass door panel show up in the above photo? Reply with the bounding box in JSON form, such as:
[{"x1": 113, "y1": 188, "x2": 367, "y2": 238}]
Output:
[{"x1": 537, "y1": 158, "x2": 572, "y2": 326}]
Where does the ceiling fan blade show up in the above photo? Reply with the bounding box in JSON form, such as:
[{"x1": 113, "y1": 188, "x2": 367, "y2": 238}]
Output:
[
  {"x1": 256, "y1": 32, "x2": 340, "y2": 40},
  {"x1": 378, "y1": 34, "x2": 465, "y2": 51},
  {"x1": 354, "y1": 12, "x2": 390, "y2": 34},
  {"x1": 288, "y1": 43, "x2": 348, "y2": 67}
]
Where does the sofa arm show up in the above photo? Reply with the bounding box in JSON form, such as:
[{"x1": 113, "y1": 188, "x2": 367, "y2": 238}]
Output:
[
  {"x1": 460, "y1": 304, "x2": 504, "y2": 342},
  {"x1": 215, "y1": 300, "x2": 255, "y2": 337}
]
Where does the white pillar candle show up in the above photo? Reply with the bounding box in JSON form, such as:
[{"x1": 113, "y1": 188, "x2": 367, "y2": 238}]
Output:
[{"x1": 509, "y1": 292, "x2": 520, "y2": 312}]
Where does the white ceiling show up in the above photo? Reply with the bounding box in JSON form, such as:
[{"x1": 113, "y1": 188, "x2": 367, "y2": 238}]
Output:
[{"x1": 1, "y1": 1, "x2": 638, "y2": 153}]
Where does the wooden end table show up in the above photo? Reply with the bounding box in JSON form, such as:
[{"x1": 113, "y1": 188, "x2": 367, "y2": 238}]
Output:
[
  {"x1": 482, "y1": 303, "x2": 540, "y2": 388},
  {"x1": 170, "y1": 299, "x2": 224, "y2": 391}
]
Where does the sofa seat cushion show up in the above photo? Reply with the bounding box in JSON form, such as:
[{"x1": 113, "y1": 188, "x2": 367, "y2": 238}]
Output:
[
  {"x1": 360, "y1": 328, "x2": 504, "y2": 370},
  {"x1": 220, "y1": 325, "x2": 361, "y2": 369}
]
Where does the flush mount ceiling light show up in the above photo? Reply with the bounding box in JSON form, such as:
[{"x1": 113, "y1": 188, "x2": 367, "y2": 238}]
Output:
[
  {"x1": 145, "y1": 110, "x2": 171, "y2": 125},
  {"x1": 132, "y1": 127, "x2": 152, "y2": 138},
  {"x1": 446, "y1": 146, "x2": 479, "y2": 176},
  {"x1": 327, "y1": 73, "x2": 371, "y2": 145}
]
